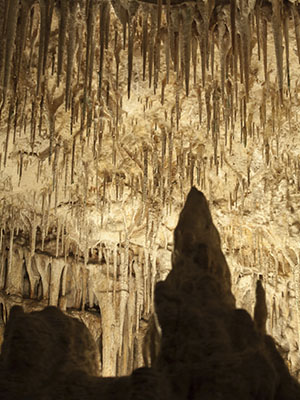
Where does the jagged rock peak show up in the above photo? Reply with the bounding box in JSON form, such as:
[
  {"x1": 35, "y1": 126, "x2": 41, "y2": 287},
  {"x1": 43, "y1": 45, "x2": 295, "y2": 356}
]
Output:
[{"x1": 172, "y1": 186, "x2": 236, "y2": 307}]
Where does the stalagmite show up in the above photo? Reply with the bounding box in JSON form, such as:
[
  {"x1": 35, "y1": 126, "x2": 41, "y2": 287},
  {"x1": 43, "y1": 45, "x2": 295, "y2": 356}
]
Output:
[{"x1": 254, "y1": 276, "x2": 268, "y2": 335}]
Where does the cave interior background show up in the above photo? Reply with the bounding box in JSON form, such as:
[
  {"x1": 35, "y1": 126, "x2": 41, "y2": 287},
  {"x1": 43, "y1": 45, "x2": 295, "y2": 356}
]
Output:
[{"x1": 0, "y1": 0, "x2": 300, "y2": 378}]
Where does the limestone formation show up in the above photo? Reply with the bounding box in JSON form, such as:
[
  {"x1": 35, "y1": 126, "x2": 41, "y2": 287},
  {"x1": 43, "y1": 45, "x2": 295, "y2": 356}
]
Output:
[{"x1": 1, "y1": 187, "x2": 299, "y2": 399}]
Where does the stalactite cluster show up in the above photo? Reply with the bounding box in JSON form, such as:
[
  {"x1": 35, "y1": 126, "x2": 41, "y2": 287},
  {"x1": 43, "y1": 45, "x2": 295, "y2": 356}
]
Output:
[{"x1": 1, "y1": 0, "x2": 300, "y2": 377}]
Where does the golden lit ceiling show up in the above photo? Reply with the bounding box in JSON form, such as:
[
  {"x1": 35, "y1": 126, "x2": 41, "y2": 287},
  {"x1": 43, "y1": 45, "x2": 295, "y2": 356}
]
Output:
[{"x1": 1, "y1": 0, "x2": 300, "y2": 377}]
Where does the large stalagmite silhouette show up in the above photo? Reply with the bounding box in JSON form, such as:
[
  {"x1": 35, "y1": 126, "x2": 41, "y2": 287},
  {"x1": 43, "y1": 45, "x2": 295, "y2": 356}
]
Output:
[{"x1": 0, "y1": 187, "x2": 299, "y2": 399}]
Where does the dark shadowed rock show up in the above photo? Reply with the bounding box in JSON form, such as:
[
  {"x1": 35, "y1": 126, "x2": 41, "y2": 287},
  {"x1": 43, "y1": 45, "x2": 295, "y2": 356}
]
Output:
[{"x1": 154, "y1": 187, "x2": 300, "y2": 399}]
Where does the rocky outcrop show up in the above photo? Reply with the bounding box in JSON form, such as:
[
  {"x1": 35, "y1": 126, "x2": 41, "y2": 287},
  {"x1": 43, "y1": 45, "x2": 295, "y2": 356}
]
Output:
[
  {"x1": 0, "y1": 187, "x2": 299, "y2": 399},
  {"x1": 154, "y1": 187, "x2": 300, "y2": 399}
]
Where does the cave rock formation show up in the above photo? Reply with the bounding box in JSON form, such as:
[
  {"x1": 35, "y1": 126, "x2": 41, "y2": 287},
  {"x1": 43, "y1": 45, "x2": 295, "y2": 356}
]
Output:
[{"x1": 1, "y1": 187, "x2": 300, "y2": 399}]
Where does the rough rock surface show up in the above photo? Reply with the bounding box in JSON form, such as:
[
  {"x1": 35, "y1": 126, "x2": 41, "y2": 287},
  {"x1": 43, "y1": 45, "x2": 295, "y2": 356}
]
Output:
[
  {"x1": 1, "y1": 0, "x2": 300, "y2": 378},
  {"x1": 1, "y1": 187, "x2": 299, "y2": 399}
]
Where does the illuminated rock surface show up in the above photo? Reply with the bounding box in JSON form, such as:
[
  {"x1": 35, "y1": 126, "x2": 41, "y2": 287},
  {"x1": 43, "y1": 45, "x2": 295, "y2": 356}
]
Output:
[{"x1": 1, "y1": 187, "x2": 300, "y2": 399}]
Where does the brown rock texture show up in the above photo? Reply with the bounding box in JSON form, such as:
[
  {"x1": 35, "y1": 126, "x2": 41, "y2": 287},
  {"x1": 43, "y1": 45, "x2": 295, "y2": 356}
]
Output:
[
  {"x1": 1, "y1": 187, "x2": 299, "y2": 399},
  {"x1": 1, "y1": 0, "x2": 300, "y2": 378},
  {"x1": 154, "y1": 187, "x2": 300, "y2": 399}
]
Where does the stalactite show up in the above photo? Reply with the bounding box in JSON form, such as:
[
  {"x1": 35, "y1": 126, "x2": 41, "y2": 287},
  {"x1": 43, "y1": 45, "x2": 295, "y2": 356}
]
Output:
[
  {"x1": 18, "y1": 151, "x2": 23, "y2": 186},
  {"x1": 240, "y1": 11, "x2": 250, "y2": 101},
  {"x1": 143, "y1": 144, "x2": 148, "y2": 202},
  {"x1": 15, "y1": 0, "x2": 33, "y2": 85},
  {"x1": 43, "y1": 1, "x2": 54, "y2": 76},
  {"x1": 182, "y1": 6, "x2": 192, "y2": 96},
  {"x1": 283, "y1": 8, "x2": 290, "y2": 90},
  {"x1": 271, "y1": 0, "x2": 284, "y2": 102},
  {"x1": 199, "y1": 34, "x2": 207, "y2": 88},
  {"x1": 2, "y1": 0, "x2": 19, "y2": 105},
  {"x1": 175, "y1": 84, "x2": 181, "y2": 130},
  {"x1": 192, "y1": 34, "x2": 197, "y2": 85},
  {"x1": 0, "y1": 1, "x2": 8, "y2": 93},
  {"x1": 293, "y1": 5, "x2": 300, "y2": 64},
  {"x1": 153, "y1": 26, "x2": 161, "y2": 95},
  {"x1": 45, "y1": 192, "x2": 52, "y2": 246},
  {"x1": 262, "y1": 18, "x2": 268, "y2": 84},
  {"x1": 98, "y1": 1, "x2": 110, "y2": 99},
  {"x1": 57, "y1": 0, "x2": 68, "y2": 86},
  {"x1": 134, "y1": 252, "x2": 143, "y2": 333},
  {"x1": 30, "y1": 100, "x2": 36, "y2": 150},
  {"x1": 41, "y1": 191, "x2": 46, "y2": 250},
  {"x1": 65, "y1": 0, "x2": 77, "y2": 109},
  {"x1": 197, "y1": 0, "x2": 214, "y2": 87},
  {"x1": 0, "y1": 245, "x2": 6, "y2": 291},
  {"x1": 167, "y1": 6, "x2": 179, "y2": 76},
  {"x1": 218, "y1": 17, "x2": 229, "y2": 102},
  {"x1": 37, "y1": 0, "x2": 54, "y2": 95},
  {"x1": 128, "y1": 18, "x2": 136, "y2": 99},
  {"x1": 148, "y1": 9, "x2": 157, "y2": 89},
  {"x1": 210, "y1": 29, "x2": 215, "y2": 79},
  {"x1": 31, "y1": 206, "x2": 37, "y2": 260},
  {"x1": 205, "y1": 85, "x2": 211, "y2": 136},
  {"x1": 85, "y1": 0, "x2": 96, "y2": 111},
  {"x1": 112, "y1": 247, "x2": 117, "y2": 308},
  {"x1": 230, "y1": 0, "x2": 236, "y2": 66},
  {"x1": 4, "y1": 103, "x2": 13, "y2": 167},
  {"x1": 142, "y1": 10, "x2": 148, "y2": 81},
  {"x1": 38, "y1": 94, "x2": 44, "y2": 138},
  {"x1": 53, "y1": 144, "x2": 60, "y2": 210},
  {"x1": 13, "y1": 97, "x2": 18, "y2": 144},
  {"x1": 71, "y1": 136, "x2": 76, "y2": 184}
]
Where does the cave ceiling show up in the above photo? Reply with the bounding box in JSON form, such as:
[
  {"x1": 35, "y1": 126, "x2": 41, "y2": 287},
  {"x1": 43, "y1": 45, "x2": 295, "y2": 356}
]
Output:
[{"x1": 1, "y1": 0, "x2": 300, "y2": 377}]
